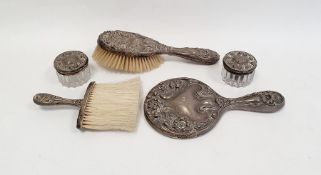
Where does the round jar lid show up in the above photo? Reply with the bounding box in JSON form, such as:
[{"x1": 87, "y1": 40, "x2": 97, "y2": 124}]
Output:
[
  {"x1": 54, "y1": 51, "x2": 88, "y2": 75},
  {"x1": 223, "y1": 51, "x2": 257, "y2": 74}
]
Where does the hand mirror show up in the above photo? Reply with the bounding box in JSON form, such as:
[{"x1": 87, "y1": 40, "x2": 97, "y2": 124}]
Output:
[{"x1": 144, "y1": 77, "x2": 285, "y2": 139}]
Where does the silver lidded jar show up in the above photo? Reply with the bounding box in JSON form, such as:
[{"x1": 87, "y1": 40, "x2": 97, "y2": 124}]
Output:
[
  {"x1": 54, "y1": 51, "x2": 90, "y2": 87},
  {"x1": 222, "y1": 51, "x2": 257, "y2": 87}
]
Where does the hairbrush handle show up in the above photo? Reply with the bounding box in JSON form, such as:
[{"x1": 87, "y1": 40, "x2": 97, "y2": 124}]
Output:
[
  {"x1": 227, "y1": 91, "x2": 285, "y2": 113},
  {"x1": 167, "y1": 47, "x2": 220, "y2": 65},
  {"x1": 33, "y1": 93, "x2": 82, "y2": 107}
]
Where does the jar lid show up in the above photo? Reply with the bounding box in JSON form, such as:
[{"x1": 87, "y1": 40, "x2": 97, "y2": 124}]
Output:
[
  {"x1": 223, "y1": 51, "x2": 257, "y2": 74},
  {"x1": 54, "y1": 51, "x2": 88, "y2": 75}
]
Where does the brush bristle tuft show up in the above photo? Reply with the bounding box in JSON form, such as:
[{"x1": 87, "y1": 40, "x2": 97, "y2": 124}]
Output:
[
  {"x1": 81, "y1": 78, "x2": 140, "y2": 131},
  {"x1": 92, "y1": 45, "x2": 164, "y2": 73}
]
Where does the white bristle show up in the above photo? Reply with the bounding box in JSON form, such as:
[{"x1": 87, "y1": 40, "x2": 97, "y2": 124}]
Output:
[
  {"x1": 92, "y1": 45, "x2": 164, "y2": 73},
  {"x1": 81, "y1": 78, "x2": 141, "y2": 131}
]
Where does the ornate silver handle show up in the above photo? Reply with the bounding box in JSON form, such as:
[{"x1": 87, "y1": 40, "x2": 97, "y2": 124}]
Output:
[
  {"x1": 166, "y1": 47, "x2": 220, "y2": 65},
  {"x1": 227, "y1": 91, "x2": 285, "y2": 113},
  {"x1": 33, "y1": 93, "x2": 82, "y2": 107}
]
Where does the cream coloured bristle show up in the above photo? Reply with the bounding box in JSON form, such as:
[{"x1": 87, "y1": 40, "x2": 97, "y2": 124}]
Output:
[
  {"x1": 92, "y1": 45, "x2": 164, "y2": 73},
  {"x1": 81, "y1": 78, "x2": 141, "y2": 131}
]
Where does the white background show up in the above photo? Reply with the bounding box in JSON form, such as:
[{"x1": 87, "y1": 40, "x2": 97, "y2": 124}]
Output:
[{"x1": 0, "y1": 0, "x2": 320, "y2": 174}]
